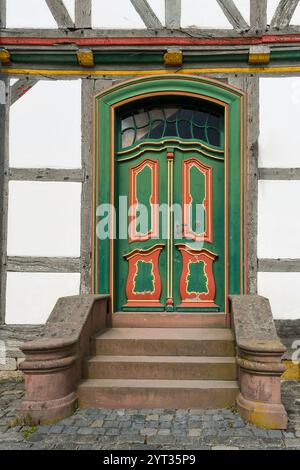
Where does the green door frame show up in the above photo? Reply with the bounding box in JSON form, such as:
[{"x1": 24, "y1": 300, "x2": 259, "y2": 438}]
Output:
[{"x1": 92, "y1": 74, "x2": 247, "y2": 313}]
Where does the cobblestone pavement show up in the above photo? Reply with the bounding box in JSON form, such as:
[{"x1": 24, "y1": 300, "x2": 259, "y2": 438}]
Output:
[{"x1": 0, "y1": 379, "x2": 299, "y2": 450}]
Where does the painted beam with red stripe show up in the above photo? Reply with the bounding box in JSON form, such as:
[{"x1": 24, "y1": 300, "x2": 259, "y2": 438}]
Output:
[{"x1": 2, "y1": 34, "x2": 300, "y2": 47}]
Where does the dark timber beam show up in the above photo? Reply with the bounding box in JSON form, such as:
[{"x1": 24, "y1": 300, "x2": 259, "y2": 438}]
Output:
[
  {"x1": 10, "y1": 78, "x2": 38, "y2": 105},
  {"x1": 250, "y1": 0, "x2": 267, "y2": 32},
  {"x1": 130, "y1": 0, "x2": 162, "y2": 29},
  {"x1": 216, "y1": 0, "x2": 250, "y2": 31},
  {"x1": 45, "y1": 0, "x2": 74, "y2": 29},
  {"x1": 75, "y1": 0, "x2": 91, "y2": 29},
  {"x1": 270, "y1": 0, "x2": 300, "y2": 29},
  {"x1": 165, "y1": 0, "x2": 181, "y2": 29}
]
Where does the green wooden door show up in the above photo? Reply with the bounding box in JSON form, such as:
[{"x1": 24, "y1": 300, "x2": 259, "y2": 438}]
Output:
[
  {"x1": 115, "y1": 131, "x2": 225, "y2": 311},
  {"x1": 93, "y1": 75, "x2": 247, "y2": 314}
]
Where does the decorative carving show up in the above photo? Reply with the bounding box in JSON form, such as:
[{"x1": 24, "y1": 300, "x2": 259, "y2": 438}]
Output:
[
  {"x1": 124, "y1": 244, "x2": 164, "y2": 307},
  {"x1": 129, "y1": 158, "x2": 159, "y2": 243},
  {"x1": 182, "y1": 158, "x2": 213, "y2": 242},
  {"x1": 176, "y1": 244, "x2": 218, "y2": 308}
]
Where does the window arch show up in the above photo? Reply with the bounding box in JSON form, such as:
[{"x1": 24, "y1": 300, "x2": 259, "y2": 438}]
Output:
[{"x1": 119, "y1": 99, "x2": 224, "y2": 150}]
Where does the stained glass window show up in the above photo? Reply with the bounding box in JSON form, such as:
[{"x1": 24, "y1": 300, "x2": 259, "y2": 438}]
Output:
[{"x1": 120, "y1": 104, "x2": 223, "y2": 150}]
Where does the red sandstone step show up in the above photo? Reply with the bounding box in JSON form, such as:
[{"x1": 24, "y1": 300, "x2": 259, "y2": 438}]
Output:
[
  {"x1": 112, "y1": 312, "x2": 229, "y2": 328},
  {"x1": 91, "y1": 328, "x2": 235, "y2": 357},
  {"x1": 84, "y1": 355, "x2": 237, "y2": 381},
  {"x1": 77, "y1": 379, "x2": 239, "y2": 409}
]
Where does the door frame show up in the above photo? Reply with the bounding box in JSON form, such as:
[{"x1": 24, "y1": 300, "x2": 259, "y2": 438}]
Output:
[{"x1": 92, "y1": 74, "x2": 247, "y2": 313}]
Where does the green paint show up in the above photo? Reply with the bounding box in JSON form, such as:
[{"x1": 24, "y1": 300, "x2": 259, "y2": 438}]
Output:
[
  {"x1": 93, "y1": 75, "x2": 247, "y2": 312},
  {"x1": 10, "y1": 50, "x2": 300, "y2": 67},
  {"x1": 136, "y1": 165, "x2": 152, "y2": 234},
  {"x1": 189, "y1": 165, "x2": 206, "y2": 235},
  {"x1": 133, "y1": 261, "x2": 154, "y2": 293},
  {"x1": 187, "y1": 261, "x2": 208, "y2": 295}
]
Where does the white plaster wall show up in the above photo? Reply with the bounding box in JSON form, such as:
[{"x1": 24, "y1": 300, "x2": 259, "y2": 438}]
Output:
[
  {"x1": 258, "y1": 272, "x2": 300, "y2": 320},
  {"x1": 92, "y1": 0, "x2": 145, "y2": 28},
  {"x1": 9, "y1": 80, "x2": 81, "y2": 169},
  {"x1": 7, "y1": 0, "x2": 57, "y2": 28},
  {"x1": 259, "y1": 77, "x2": 300, "y2": 168},
  {"x1": 7, "y1": 182, "x2": 81, "y2": 257},
  {"x1": 181, "y1": 0, "x2": 232, "y2": 28},
  {"x1": 5, "y1": 272, "x2": 80, "y2": 324},
  {"x1": 258, "y1": 181, "x2": 300, "y2": 258}
]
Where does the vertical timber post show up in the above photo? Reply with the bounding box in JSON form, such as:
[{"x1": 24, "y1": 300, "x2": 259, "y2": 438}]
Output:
[
  {"x1": 80, "y1": 78, "x2": 94, "y2": 294},
  {"x1": 228, "y1": 74, "x2": 259, "y2": 294},
  {"x1": 75, "y1": 0, "x2": 92, "y2": 29},
  {"x1": 0, "y1": 77, "x2": 9, "y2": 324},
  {"x1": 250, "y1": 0, "x2": 267, "y2": 32},
  {"x1": 0, "y1": 1, "x2": 8, "y2": 323}
]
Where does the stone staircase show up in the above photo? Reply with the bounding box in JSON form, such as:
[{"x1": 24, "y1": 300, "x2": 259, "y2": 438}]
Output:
[{"x1": 77, "y1": 313, "x2": 238, "y2": 409}]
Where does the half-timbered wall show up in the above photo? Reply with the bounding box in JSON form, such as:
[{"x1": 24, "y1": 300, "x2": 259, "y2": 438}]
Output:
[{"x1": 1, "y1": 0, "x2": 300, "y2": 323}]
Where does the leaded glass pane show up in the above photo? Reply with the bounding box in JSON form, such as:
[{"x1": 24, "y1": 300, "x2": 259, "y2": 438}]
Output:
[{"x1": 120, "y1": 103, "x2": 223, "y2": 149}]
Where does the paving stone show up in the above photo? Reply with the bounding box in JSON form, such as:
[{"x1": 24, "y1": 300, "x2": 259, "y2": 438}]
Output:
[
  {"x1": 285, "y1": 438, "x2": 300, "y2": 448},
  {"x1": 0, "y1": 379, "x2": 299, "y2": 450},
  {"x1": 60, "y1": 426, "x2": 78, "y2": 435},
  {"x1": 283, "y1": 431, "x2": 295, "y2": 438},
  {"x1": 49, "y1": 425, "x2": 64, "y2": 434},
  {"x1": 36, "y1": 425, "x2": 51, "y2": 434},
  {"x1": 252, "y1": 427, "x2": 269, "y2": 437},
  {"x1": 91, "y1": 419, "x2": 104, "y2": 428},
  {"x1": 146, "y1": 414, "x2": 159, "y2": 421},
  {"x1": 105, "y1": 428, "x2": 120, "y2": 436},
  {"x1": 76, "y1": 427, "x2": 95, "y2": 435},
  {"x1": 267, "y1": 429, "x2": 283, "y2": 438},
  {"x1": 158, "y1": 429, "x2": 171, "y2": 436},
  {"x1": 140, "y1": 428, "x2": 157, "y2": 436}
]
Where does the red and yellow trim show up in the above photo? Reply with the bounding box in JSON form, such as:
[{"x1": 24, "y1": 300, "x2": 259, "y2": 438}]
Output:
[
  {"x1": 182, "y1": 157, "x2": 213, "y2": 243},
  {"x1": 129, "y1": 158, "x2": 159, "y2": 243}
]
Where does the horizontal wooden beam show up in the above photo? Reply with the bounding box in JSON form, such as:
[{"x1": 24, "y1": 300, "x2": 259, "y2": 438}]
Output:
[
  {"x1": 259, "y1": 168, "x2": 300, "y2": 180},
  {"x1": 3, "y1": 32, "x2": 300, "y2": 47},
  {"x1": 9, "y1": 168, "x2": 84, "y2": 182},
  {"x1": 10, "y1": 78, "x2": 38, "y2": 105},
  {"x1": 216, "y1": 0, "x2": 249, "y2": 31},
  {"x1": 271, "y1": 0, "x2": 300, "y2": 29},
  {"x1": 130, "y1": 0, "x2": 162, "y2": 29},
  {"x1": 258, "y1": 259, "x2": 300, "y2": 272},
  {"x1": 45, "y1": 0, "x2": 74, "y2": 29},
  {"x1": 7, "y1": 257, "x2": 81, "y2": 273}
]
